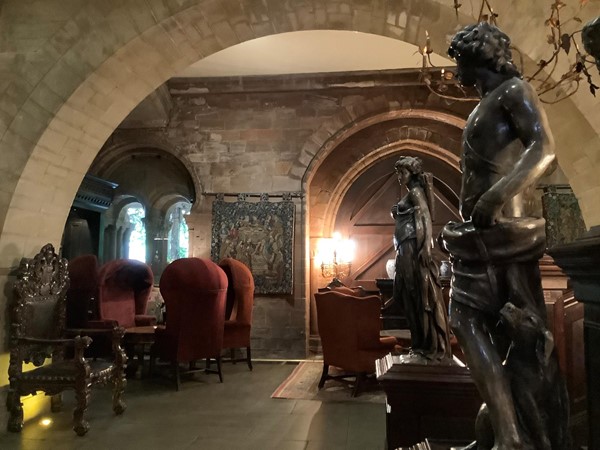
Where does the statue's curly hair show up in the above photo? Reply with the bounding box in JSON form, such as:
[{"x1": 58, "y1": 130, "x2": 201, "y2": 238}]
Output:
[
  {"x1": 448, "y1": 22, "x2": 521, "y2": 78},
  {"x1": 582, "y1": 17, "x2": 600, "y2": 70},
  {"x1": 394, "y1": 156, "x2": 423, "y2": 175}
]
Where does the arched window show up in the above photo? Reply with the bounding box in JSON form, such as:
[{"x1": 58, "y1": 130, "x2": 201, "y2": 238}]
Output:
[
  {"x1": 167, "y1": 202, "x2": 190, "y2": 263},
  {"x1": 126, "y1": 203, "x2": 146, "y2": 262}
]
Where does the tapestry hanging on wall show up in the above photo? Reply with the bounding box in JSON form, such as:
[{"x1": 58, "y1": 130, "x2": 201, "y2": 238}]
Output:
[{"x1": 211, "y1": 194, "x2": 295, "y2": 294}]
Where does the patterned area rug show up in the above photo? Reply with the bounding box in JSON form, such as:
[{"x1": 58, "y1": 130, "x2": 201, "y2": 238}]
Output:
[{"x1": 271, "y1": 361, "x2": 386, "y2": 403}]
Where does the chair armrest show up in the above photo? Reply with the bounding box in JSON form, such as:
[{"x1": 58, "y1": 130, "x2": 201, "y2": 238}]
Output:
[
  {"x1": 87, "y1": 319, "x2": 119, "y2": 329},
  {"x1": 65, "y1": 327, "x2": 116, "y2": 337},
  {"x1": 18, "y1": 337, "x2": 76, "y2": 345},
  {"x1": 66, "y1": 327, "x2": 125, "y2": 344},
  {"x1": 135, "y1": 315, "x2": 157, "y2": 326},
  {"x1": 66, "y1": 327, "x2": 125, "y2": 362},
  {"x1": 73, "y1": 336, "x2": 93, "y2": 361},
  {"x1": 19, "y1": 335, "x2": 92, "y2": 348},
  {"x1": 379, "y1": 336, "x2": 398, "y2": 346}
]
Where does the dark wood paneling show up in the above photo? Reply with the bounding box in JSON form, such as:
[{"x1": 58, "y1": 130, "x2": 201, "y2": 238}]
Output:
[{"x1": 545, "y1": 289, "x2": 587, "y2": 447}]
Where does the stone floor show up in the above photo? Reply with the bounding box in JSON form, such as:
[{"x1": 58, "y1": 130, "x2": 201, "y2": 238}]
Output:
[{"x1": 0, "y1": 362, "x2": 387, "y2": 450}]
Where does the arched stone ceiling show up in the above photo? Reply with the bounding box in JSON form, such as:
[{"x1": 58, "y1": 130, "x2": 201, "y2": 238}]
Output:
[
  {"x1": 1, "y1": 0, "x2": 600, "y2": 268},
  {"x1": 90, "y1": 147, "x2": 196, "y2": 211},
  {"x1": 177, "y1": 29, "x2": 454, "y2": 76},
  {"x1": 90, "y1": 137, "x2": 202, "y2": 208}
]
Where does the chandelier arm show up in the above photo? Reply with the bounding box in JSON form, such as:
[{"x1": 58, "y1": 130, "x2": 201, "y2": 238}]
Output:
[
  {"x1": 540, "y1": 80, "x2": 580, "y2": 104},
  {"x1": 423, "y1": 82, "x2": 480, "y2": 102}
]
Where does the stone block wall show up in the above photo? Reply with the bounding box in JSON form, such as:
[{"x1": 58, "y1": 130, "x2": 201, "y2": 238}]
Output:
[
  {"x1": 103, "y1": 71, "x2": 462, "y2": 359},
  {"x1": 96, "y1": 68, "x2": 578, "y2": 359}
]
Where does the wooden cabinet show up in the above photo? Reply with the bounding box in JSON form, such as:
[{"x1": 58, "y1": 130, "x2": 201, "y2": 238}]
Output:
[{"x1": 545, "y1": 289, "x2": 587, "y2": 447}]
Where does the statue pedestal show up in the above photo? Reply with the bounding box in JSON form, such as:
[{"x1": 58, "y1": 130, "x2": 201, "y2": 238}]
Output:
[{"x1": 376, "y1": 354, "x2": 481, "y2": 450}]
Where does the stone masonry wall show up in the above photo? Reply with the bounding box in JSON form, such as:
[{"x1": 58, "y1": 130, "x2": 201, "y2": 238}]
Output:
[{"x1": 103, "y1": 71, "x2": 469, "y2": 358}]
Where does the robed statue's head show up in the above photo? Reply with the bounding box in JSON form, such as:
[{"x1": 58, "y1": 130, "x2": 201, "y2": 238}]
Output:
[
  {"x1": 395, "y1": 156, "x2": 423, "y2": 174},
  {"x1": 395, "y1": 156, "x2": 423, "y2": 185},
  {"x1": 448, "y1": 22, "x2": 521, "y2": 86}
]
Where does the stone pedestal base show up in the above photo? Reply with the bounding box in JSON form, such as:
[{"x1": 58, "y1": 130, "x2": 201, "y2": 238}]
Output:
[{"x1": 376, "y1": 354, "x2": 481, "y2": 450}]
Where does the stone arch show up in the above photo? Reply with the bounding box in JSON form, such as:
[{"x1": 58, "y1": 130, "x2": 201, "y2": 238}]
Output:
[
  {"x1": 111, "y1": 196, "x2": 145, "y2": 224},
  {"x1": 91, "y1": 137, "x2": 202, "y2": 204},
  {"x1": 322, "y1": 140, "x2": 461, "y2": 235},
  {"x1": 91, "y1": 142, "x2": 198, "y2": 209},
  {"x1": 300, "y1": 106, "x2": 466, "y2": 186},
  {"x1": 1, "y1": 0, "x2": 599, "y2": 270},
  {"x1": 301, "y1": 103, "x2": 466, "y2": 237}
]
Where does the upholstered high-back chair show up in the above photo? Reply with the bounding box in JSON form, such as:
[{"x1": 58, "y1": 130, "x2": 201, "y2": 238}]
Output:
[
  {"x1": 7, "y1": 244, "x2": 127, "y2": 436},
  {"x1": 153, "y1": 257, "x2": 228, "y2": 390},
  {"x1": 219, "y1": 258, "x2": 255, "y2": 370},
  {"x1": 315, "y1": 290, "x2": 398, "y2": 396},
  {"x1": 97, "y1": 259, "x2": 155, "y2": 328},
  {"x1": 66, "y1": 254, "x2": 100, "y2": 328}
]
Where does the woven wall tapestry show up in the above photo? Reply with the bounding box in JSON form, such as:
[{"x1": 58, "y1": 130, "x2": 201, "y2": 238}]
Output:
[{"x1": 211, "y1": 194, "x2": 295, "y2": 294}]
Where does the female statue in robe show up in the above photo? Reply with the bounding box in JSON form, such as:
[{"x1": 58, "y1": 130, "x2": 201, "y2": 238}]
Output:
[{"x1": 391, "y1": 156, "x2": 451, "y2": 360}]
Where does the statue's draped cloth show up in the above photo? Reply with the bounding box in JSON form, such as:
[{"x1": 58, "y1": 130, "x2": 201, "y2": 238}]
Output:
[{"x1": 441, "y1": 218, "x2": 546, "y2": 314}]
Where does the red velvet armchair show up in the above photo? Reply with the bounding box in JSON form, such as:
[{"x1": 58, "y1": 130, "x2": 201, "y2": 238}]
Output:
[
  {"x1": 219, "y1": 258, "x2": 255, "y2": 370},
  {"x1": 315, "y1": 290, "x2": 398, "y2": 397},
  {"x1": 97, "y1": 259, "x2": 155, "y2": 328},
  {"x1": 153, "y1": 257, "x2": 228, "y2": 390}
]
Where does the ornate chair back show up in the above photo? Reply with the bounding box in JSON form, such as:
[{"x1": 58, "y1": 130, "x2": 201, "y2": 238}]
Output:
[
  {"x1": 7, "y1": 243, "x2": 128, "y2": 436},
  {"x1": 11, "y1": 243, "x2": 69, "y2": 364}
]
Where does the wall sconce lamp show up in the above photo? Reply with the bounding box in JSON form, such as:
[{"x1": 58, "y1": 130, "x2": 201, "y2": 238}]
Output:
[{"x1": 315, "y1": 232, "x2": 355, "y2": 280}]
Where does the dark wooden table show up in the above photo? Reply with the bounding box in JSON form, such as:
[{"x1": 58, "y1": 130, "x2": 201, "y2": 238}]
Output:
[{"x1": 124, "y1": 326, "x2": 159, "y2": 378}]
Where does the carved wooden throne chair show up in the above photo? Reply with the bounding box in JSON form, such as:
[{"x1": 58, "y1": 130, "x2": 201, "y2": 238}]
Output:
[{"x1": 6, "y1": 243, "x2": 127, "y2": 436}]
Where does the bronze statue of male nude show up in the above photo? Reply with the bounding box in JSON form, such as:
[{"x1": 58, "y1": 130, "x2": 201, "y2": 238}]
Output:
[{"x1": 440, "y1": 23, "x2": 569, "y2": 450}]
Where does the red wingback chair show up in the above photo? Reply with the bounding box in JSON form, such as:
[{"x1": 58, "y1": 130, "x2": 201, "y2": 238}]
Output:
[
  {"x1": 66, "y1": 254, "x2": 116, "y2": 359},
  {"x1": 97, "y1": 259, "x2": 155, "y2": 328},
  {"x1": 153, "y1": 257, "x2": 228, "y2": 390},
  {"x1": 219, "y1": 258, "x2": 255, "y2": 370},
  {"x1": 315, "y1": 290, "x2": 398, "y2": 397},
  {"x1": 66, "y1": 254, "x2": 100, "y2": 328}
]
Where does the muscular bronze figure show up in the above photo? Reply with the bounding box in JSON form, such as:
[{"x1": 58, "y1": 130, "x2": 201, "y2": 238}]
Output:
[
  {"x1": 440, "y1": 23, "x2": 567, "y2": 450},
  {"x1": 392, "y1": 156, "x2": 451, "y2": 361}
]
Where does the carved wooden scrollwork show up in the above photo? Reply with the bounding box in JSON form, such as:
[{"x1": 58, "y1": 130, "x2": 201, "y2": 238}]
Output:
[{"x1": 7, "y1": 243, "x2": 127, "y2": 435}]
